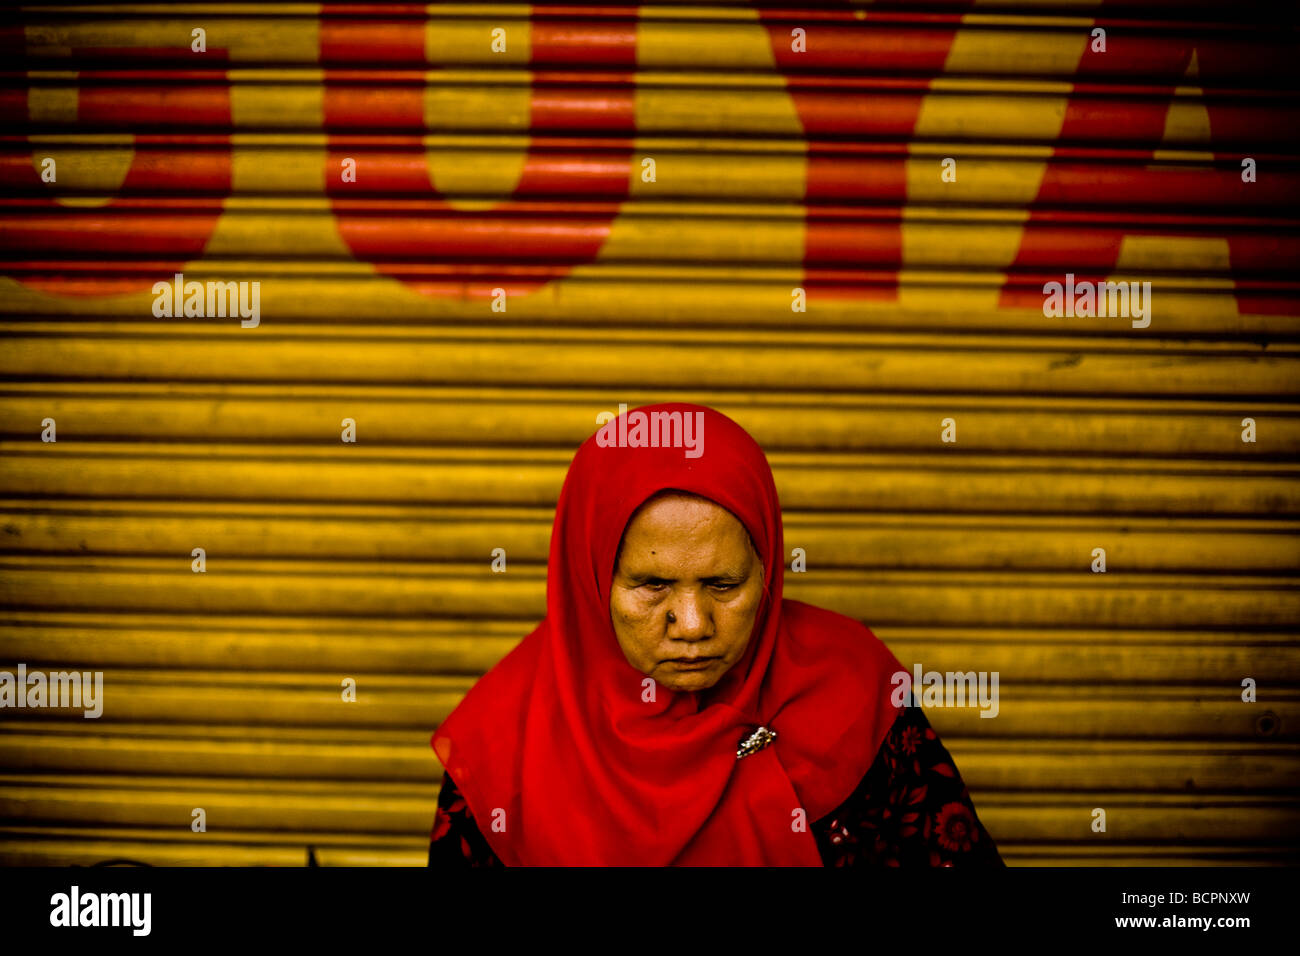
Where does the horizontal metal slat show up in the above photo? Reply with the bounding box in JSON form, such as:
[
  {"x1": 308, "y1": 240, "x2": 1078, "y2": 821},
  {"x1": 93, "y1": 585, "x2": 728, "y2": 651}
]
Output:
[
  {"x1": 13, "y1": 15, "x2": 1295, "y2": 86},
  {"x1": 0, "y1": 832, "x2": 1290, "y2": 867},
  {"x1": 5, "y1": 614, "x2": 1295, "y2": 682},
  {"x1": 2, "y1": 561, "x2": 1296, "y2": 627},
  {"x1": 3, "y1": 277, "x2": 1294, "y2": 335},
  {"x1": 4, "y1": 507, "x2": 1298, "y2": 572},
  {"x1": 4, "y1": 335, "x2": 1296, "y2": 397},
  {"x1": 2, "y1": 726, "x2": 1297, "y2": 780},
  {"x1": 2, "y1": 775, "x2": 1295, "y2": 841},
  {"x1": 8, "y1": 77, "x2": 1298, "y2": 148},
  {"x1": 4, "y1": 447, "x2": 1296, "y2": 515},
  {"x1": 4, "y1": 145, "x2": 1297, "y2": 214},
  {"x1": 3, "y1": 394, "x2": 1298, "y2": 457},
  {"x1": 7, "y1": 207, "x2": 1298, "y2": 274}
]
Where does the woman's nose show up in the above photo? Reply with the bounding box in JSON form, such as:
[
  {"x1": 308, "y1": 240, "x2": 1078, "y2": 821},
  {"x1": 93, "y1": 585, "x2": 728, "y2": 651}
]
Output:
[{"x1": 667, "y1": 591, "x2": 710, "y2": 638}]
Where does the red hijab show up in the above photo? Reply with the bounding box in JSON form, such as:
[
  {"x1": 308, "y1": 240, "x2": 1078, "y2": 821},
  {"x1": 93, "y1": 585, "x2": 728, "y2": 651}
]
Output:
[{"x1": 431, "y1": 403, "x2": 904, "y2": 865}]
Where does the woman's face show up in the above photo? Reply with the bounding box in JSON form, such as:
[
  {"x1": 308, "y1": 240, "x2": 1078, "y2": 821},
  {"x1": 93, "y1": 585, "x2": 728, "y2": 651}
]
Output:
[{"x1": 609, "y1": 492, "x2": 765, "y2": 692}]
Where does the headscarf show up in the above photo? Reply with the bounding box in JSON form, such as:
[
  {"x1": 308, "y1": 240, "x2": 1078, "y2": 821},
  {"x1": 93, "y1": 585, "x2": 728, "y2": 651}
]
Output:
[{"x1": 431, "y1": 402, "x2": 904, "y2": 865}]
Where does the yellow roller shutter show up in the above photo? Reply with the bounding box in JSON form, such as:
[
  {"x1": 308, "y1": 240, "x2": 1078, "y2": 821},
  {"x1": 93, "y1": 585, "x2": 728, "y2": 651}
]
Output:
[{"x1": 0, "y1": 2, "x2": 1297, "y2": 866}]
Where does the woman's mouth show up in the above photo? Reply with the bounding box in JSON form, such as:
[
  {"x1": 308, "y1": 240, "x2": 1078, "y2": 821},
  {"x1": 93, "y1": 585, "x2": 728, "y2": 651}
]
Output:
[{"x1": 667, "y1": 657, "x2": 718, "y2": 669}]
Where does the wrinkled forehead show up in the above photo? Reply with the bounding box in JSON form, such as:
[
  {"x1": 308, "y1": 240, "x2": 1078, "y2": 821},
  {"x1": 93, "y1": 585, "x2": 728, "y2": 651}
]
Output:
[{"x1": 611, "y1": 489, "x2": 761, "y2": 571}]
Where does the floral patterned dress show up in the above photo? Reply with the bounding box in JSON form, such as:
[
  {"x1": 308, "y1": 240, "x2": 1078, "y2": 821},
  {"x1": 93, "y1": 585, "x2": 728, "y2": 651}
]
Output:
[{"x1": 427, "y1": 705, "x2": 1003, "y2": 867}]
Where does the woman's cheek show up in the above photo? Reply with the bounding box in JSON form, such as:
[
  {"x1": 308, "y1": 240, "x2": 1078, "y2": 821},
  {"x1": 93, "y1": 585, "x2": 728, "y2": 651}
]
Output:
[
  {"x1": 730, "y1": 589, "x2": 759, "y2": 621},
  {"x1": 611, "y1": 596, "x2": 640, "y2": 631}
]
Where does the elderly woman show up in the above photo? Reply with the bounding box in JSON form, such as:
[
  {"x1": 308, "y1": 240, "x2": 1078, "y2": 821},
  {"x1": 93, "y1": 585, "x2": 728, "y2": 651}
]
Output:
[{"x1": 429, "y1": 403, "x2": 1001, "y2": 866}]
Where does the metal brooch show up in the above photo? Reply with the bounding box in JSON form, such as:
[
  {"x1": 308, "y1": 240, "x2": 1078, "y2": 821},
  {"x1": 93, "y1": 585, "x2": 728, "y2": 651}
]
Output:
[{"x1": 736, "y1": 725, "x2": 777, "y2": 759}]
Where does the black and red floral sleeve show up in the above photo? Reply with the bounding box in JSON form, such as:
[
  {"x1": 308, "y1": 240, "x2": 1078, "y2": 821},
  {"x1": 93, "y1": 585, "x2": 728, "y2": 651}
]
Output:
[
  {"x1": 427, "y1": 705, "x2": 1002, "y2": 867},
  {"x1": 427, "y1": 773, "x2": 504, "y2": 868},
  {"x1": 812, "y1": 705, "x2": 1004, "y2": 867}
]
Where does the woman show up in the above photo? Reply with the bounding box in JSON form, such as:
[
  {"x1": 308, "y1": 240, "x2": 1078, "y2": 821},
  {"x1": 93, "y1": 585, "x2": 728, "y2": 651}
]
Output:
[{"x1": 429, "y1": 403, "x2": 1002, "y2": 866}]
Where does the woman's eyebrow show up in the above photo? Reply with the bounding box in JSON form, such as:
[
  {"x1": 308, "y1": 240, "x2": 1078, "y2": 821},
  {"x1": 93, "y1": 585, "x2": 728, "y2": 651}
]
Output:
[
  {"x1": 702, "y1": 570, "x2": 747, "y2": 581},
  {"x1": 624, "y1": 570, "x2": 747, "y2": 583},
  {"x1": 624, "y1": 572, "x2": 670, "y2": 583}
]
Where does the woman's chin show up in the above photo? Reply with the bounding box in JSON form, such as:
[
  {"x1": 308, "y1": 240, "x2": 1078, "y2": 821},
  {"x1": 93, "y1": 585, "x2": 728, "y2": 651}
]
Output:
[{"x1": 657, "y1": 668, "x2": 721, "y2": 692}]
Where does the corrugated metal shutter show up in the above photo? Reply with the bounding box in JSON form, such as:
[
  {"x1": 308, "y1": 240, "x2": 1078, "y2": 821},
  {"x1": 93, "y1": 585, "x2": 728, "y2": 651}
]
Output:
[{"x1": 1, "y1": 2, "x2": 1297, "y2": 866}]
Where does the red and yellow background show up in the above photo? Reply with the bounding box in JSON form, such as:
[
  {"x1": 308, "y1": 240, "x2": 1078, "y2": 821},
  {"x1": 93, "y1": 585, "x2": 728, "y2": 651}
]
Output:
[{"x1": 0, "y1": 1, "x2": 1297, "y2": 865}]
